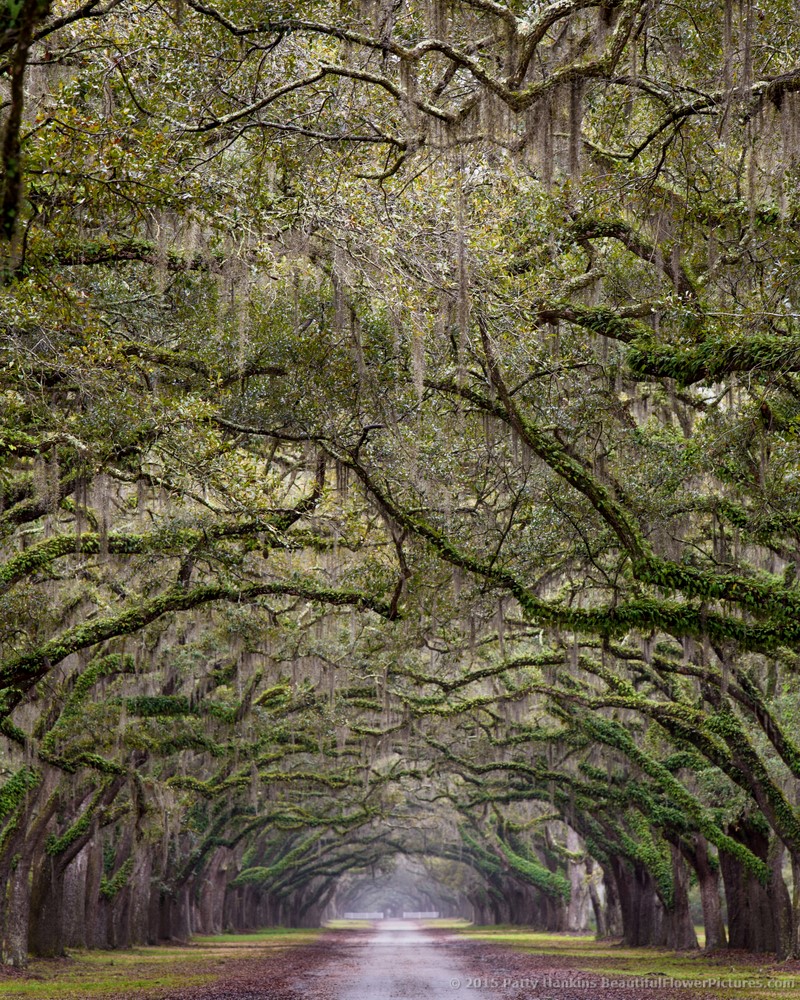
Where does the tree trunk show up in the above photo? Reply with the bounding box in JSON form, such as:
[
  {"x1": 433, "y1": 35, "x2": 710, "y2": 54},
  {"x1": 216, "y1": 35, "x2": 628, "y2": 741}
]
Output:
[
  {"x1": 720, "y1": 820, "x2": 775, "y2": 954},
  {"x1": 660, "y1": 845, "x2": 698, "y2": 951},
  {"x1": 84, "y1": 837, "x2": 105, "y2": 949},
  {"x1": 689, "y1": 835, "x2": 726, "y2": 952},
  {"x1": 582, "y1": 858, "x2": 606, "y2": 937},
  {"x1": 28, "y1": 855, "x2": 65, "y2": 957},
  {"x1": 129, "y1": 850, "x2": 152, "y2": 946},
  {"x1": 2, "y1": 859, "x2": 33, "y2": 967},
  {"x1": 197, "y1": 850, "x2": 227, "y2": 935},
  {"x1": 769, "y1": 839, "x2": 793, "y2": 961},
  {"x1": 1, "y1": 774, "x2": 59, "y2": 967},
  {"x1": 791, "y1": 854, "x2": 800, "y2": 960},
  {"x1": 566, "y1": 828, "x2": 589, "y2": 932},
  {"x1": 611, "y1": 857, "x2": 663, "y2": 947},
  {"x1": 601, "y1": 866, "x2": 623, "y2": 938},
  {"x1": 63, "y1": 850, "x2": 89, "y2": 949},
  {"x1": 170, "y1": 885, "x2": 192, "y2": 941}
]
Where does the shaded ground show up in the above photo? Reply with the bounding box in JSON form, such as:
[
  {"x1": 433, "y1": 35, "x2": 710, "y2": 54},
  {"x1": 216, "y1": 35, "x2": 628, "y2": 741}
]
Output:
[
  {"x1": 454, "y1": 927, "x2": 800, "y2": 1000},
  {"x1": 0, "y1": 930, "x2": 320, "y2": 1000},
  {"x1": 2, "y1": 922, "x2": 800, "y2": 1000}
]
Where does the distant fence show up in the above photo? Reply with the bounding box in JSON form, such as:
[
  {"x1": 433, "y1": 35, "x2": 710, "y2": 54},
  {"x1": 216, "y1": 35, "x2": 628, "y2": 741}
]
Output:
[
  {"x1": 343, "y1": 911, "x2": 384, "y2": 919},
  {"x1": 402, "y1": 911, "x2": 439, "y2": 918}
]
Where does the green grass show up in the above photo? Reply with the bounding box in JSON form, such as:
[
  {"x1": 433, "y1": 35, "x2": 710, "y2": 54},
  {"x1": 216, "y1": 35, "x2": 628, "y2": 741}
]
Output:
[
  {"x1": 421, "y1": 918, "x2": 473, "y2": 929},
  {"x1": 4, "y1": 923, "x2": 798, "y2": 1000},
  {"x1": 322, "y1": 919, "x2": 373, "y2": 929},
  {"x1": 0, "y1": 928, "x2": 318, "y2": 999},
  {"x1": 195, "y1": 928, "x2": 318, "y2": 944},
  {"x1": 456, "y1": 927, "x2": 800, "y2": 999},
  {"x1": 323, "y1": 917, "x2": 472, "y2": 930}
]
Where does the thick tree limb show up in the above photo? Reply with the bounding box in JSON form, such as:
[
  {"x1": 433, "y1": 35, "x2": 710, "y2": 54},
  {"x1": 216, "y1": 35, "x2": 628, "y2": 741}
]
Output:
[{"x1": 0, "y1": 580, "x2": 394, "y2": 717}]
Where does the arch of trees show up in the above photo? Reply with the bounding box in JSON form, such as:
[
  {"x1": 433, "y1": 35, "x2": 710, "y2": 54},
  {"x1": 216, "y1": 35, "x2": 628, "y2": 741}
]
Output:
[{"x1": 2, "y1": 0, "x2": 800, "y2": 967}]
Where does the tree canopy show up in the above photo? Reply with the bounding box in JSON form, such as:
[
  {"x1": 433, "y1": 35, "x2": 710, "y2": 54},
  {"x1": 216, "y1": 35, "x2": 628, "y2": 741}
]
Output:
[{"x1": 2, "y1": 0, "x2": 800, "y2": 966}]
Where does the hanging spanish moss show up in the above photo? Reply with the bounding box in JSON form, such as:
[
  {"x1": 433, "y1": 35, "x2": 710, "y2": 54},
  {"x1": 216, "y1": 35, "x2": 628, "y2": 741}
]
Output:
[
  {"x1": 747, "y1": 121, "x2": 759, "y2": 224},
  {"x1": 426, "y1": 0, "x2": 447, "y2": 41},
  {"x1": 480, "y1": 89, "x2": 512, "y2": 147},
  {"x1": 400, "y1": 59, "x2": 419, "y2": 143},
  {"x1": 32, "y1": 455, "x2": 48, "y2": 508},
  {"x1": 154, "y1": 212, "x2": 170, "y2": 296},
  {"x1": 720, "y1": 0, "x2": 734, "y2": 137},
  {"x1": 497, "y1": 599, "x2": 505, "y2": 658},
  {"x1": 3, "y1": 0, "x2": 800, "y2": 969},
  {"x1": 455, "y1": 162, "x2": 471, "y2": 385},
  {"x1": 740, "y1": 0, "x2": 753, "y2": 97},
  {"x1": 332, "y1": 265, "x2": 348, "y2": 338},
  {"x1": 91, "y1": 474, "x2": 110, "y2": 556},
  {"x1": 47, "y1": 445, "x2": 60, "y2": 513},
  {"x1": 528, "y1": 93, "x2": 555, "y2": 188},
  {"x1": 74, "y1": 474, "x2": 89, "y2": 552},
  {"x1": 568, "y1": 79, "x2": 583, "y2": 188},
  {"x1": 781, "y1": 91, "x2": 800, "y2": 170},
  {"x1": 375, "y1": 0, "x2": 397, "y2": 46},
  {"x1": 722, "y1": 0, "x2": 734, "y2": 91},
  {"x1": 335, "y1": 459, "x2": 350, "y2": 497},
  {"x1": 411, "y1": 327, "x2": 425, "y2": 401}
]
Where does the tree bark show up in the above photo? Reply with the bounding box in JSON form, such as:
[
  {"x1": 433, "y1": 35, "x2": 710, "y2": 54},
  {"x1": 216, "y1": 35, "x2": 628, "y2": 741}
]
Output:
[
  {"x1": 768, "y1": 839, "x2": 793, "y2": 961},
  {"x1": 62, "y1": 849, "x2": 89, "y2": 949},
  {"x1": 28, "y1": 855, "x2": 65, "y2": 957},
  {"x1": 601, "y1": 866, "x2": 623, "y2": 938},
  {"x1": 719, "y1": 820, "x2": 775, "y2": 954},
  {"x1": 566, "y1": 828, "x2": 589, "y2": 932},
  {"x1": 3, "y1": 859, "x2": 33, "y2": 967},
  {"x1": 84, "y1": 837, "x2": 105, "y2": 949},
  {"x1": 610, "y1": 857, "x2": 663, "y2": 947},
  {"x1": 660, "y1": 845, "x2": 698, "y2": 951},
  {"x1": 689, "y1": 835, "x2": 727, "y2": 952},
  {"x1": 0, "y1": 774, "x2": 59, "y2": 966}
]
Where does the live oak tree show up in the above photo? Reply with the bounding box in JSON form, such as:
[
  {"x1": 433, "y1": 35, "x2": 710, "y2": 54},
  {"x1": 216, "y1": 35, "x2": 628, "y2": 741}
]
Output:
[{"x1": 3, "y1": 0, "x2": 800, "y2": 966}]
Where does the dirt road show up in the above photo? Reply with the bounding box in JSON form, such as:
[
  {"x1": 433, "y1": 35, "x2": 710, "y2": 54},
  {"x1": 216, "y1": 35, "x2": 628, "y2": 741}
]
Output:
[
  {"x1": 174, "y1": 920, "x2": 717, "y2": 1000},
  {"x1": 1, "y1": 921, "x2": 732, "y2": 1000},
  {"x1": 293, "y1": 920, "x2": 503, "y2": 1000}
]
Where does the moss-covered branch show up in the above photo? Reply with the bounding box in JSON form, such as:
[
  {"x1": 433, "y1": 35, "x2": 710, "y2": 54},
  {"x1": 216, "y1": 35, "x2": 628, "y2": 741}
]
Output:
[
  {"x1": 0, "y1": 580, "x2": 394, "y2": 718},
  {"x1": 626, "y1": 334, "x2": 800, "y2": 386}
]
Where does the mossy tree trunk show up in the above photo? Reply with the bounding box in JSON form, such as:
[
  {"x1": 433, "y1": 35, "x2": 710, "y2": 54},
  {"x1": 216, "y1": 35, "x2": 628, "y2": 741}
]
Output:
[
  {"x1": 719, "y1": 822, "x2": 776, "y2": 954},
  {"x1": 660, "y1": 846, "x2": 698, "y2": 951},
  {"x1": 28, "y1": 854, "x2": 65, "y2": 957},
  {"x1": 683, "y1": 835, "x2": 727, "y2": 952},
  {"x1": 610, "y1": 857, "x2": 663, "y2": 948}
]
